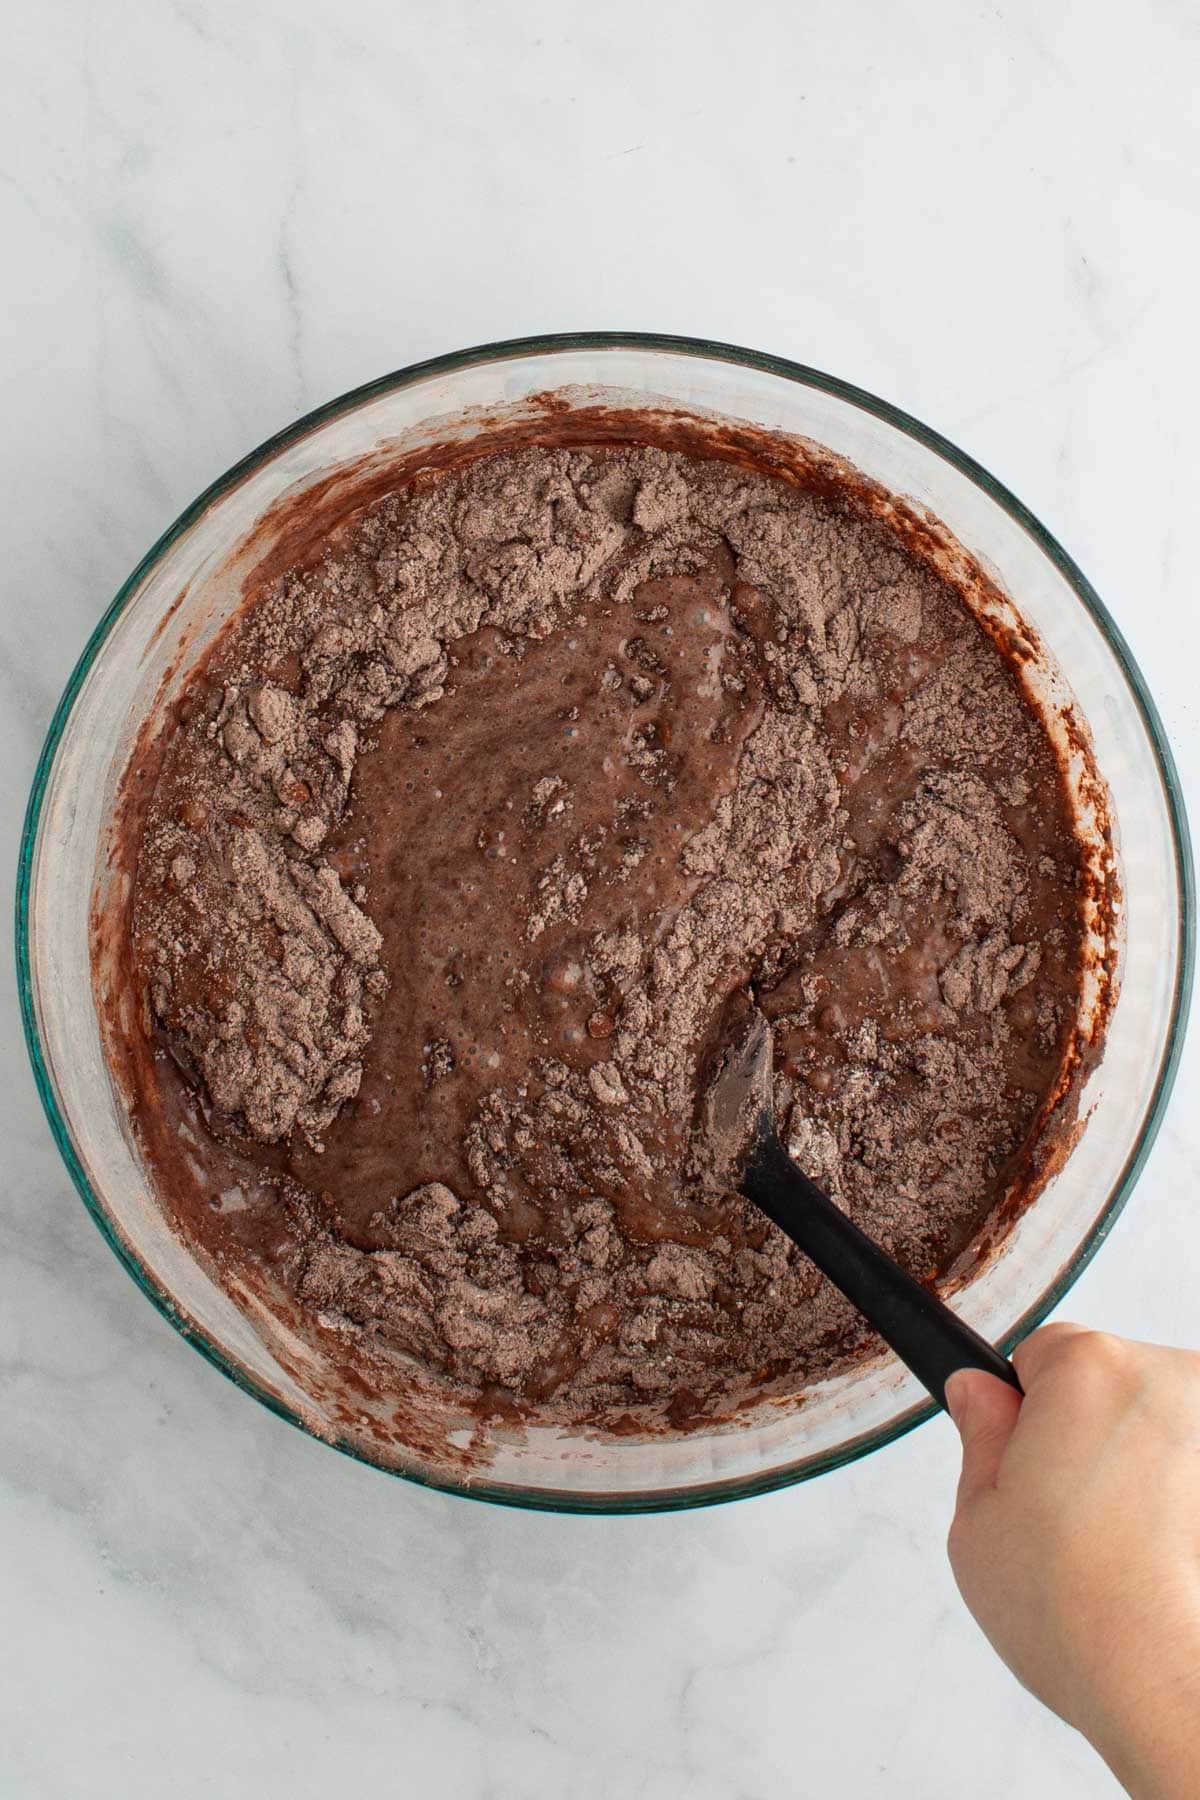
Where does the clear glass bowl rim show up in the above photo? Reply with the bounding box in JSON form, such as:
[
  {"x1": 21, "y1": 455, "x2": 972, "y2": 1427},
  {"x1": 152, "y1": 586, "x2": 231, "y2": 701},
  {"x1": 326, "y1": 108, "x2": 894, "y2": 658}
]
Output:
[{"x1": 15, "y1": 330, "x2": 1196, "y2": 1514}]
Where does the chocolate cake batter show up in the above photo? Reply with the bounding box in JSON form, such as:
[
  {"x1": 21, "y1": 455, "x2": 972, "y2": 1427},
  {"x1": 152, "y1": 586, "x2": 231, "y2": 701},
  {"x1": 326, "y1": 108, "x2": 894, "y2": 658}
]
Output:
[{"x1": 125, "y1": 442, "x2": 1089, "y2": 1432}]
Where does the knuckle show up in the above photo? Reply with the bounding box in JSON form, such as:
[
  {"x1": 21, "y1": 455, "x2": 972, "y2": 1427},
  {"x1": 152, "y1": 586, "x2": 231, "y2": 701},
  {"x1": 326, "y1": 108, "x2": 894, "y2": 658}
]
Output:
[
  {"x1": 1064, "y1": 1329, "x2": 1133, "y2": 1385},
  {"x1": 1031, "y1": 1319, "x2": 1086, "y2": 1357},
  {"x1": 1012, "y1": 1321, "x2": 1068, "y2": 1382},
  {"x1": 1019, "y1": 1322, "x2": 1128, "y2": 1387}
]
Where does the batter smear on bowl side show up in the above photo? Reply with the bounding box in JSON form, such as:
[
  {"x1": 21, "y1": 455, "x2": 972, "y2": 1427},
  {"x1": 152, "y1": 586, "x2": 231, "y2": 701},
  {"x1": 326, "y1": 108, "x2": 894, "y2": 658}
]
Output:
[{"x1": 124, "y1": 440, "x2": 1092, "y2": 1433}]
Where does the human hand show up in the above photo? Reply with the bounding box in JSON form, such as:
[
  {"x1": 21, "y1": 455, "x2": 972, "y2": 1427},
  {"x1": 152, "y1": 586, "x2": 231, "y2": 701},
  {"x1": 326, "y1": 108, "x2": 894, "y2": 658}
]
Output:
[{"x1": 947, "y1": 1324, "x2": 1200, "y2": 1799}]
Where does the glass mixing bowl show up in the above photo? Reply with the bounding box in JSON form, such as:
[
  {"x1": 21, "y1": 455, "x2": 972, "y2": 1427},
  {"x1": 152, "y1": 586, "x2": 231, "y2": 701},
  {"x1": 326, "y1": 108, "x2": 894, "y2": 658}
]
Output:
[{"x1": 17, "y1": 334, "x2": 1194, "y2": 1512}]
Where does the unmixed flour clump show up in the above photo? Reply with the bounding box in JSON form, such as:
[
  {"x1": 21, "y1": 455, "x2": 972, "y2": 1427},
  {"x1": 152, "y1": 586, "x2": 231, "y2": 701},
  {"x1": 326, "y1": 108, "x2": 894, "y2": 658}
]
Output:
[{"x1": 128, "y1": 441, "x2": 1086, "y2": 1430}]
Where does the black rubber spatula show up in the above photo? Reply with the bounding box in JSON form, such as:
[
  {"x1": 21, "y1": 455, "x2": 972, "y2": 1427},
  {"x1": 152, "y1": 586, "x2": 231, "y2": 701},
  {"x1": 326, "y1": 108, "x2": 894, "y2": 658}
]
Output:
[{"x1": 705, "y1": 1008, "x2": 1021, "y2": 1409}]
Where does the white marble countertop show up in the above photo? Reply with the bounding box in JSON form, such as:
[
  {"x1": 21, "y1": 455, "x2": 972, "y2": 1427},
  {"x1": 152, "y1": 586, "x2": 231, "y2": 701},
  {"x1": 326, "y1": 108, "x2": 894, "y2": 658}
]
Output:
[{"x1": 3, "y1": 3, "x2": 1198, "y2": 1794}]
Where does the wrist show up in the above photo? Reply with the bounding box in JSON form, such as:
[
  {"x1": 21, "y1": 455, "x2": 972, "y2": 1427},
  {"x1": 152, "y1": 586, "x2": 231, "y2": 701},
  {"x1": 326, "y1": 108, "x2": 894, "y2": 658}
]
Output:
[{"x1": 1084, "y1": 1622, "x2": 1200, "y2": 1799}]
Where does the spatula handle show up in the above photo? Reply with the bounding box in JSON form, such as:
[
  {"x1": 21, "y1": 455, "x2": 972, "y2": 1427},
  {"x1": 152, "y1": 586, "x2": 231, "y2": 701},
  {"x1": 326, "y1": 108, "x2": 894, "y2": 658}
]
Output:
[{"x1": 741, "y1": 1131, "x2": 1021, "y2": 1410}]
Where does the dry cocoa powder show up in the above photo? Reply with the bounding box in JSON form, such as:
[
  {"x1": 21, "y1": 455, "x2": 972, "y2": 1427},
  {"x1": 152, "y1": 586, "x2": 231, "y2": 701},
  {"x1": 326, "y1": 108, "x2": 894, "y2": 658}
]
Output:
[{"x1": 128, "y1": 443, "x2": 1086, "y2": 1430}]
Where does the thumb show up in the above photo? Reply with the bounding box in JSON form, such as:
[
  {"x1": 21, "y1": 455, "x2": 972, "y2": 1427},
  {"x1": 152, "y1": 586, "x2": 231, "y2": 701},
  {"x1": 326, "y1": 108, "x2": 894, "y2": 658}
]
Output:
[{"x1": 946, "y1": 1368, "x2": 1023, "y2": 1506}]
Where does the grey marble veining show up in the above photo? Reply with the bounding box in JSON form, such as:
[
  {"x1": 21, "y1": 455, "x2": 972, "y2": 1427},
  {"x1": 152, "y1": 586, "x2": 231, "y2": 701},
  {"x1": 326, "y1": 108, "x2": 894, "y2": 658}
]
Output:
[{"x1": 4, "y1": 3, "x2": 1197, "y2": 1794}]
